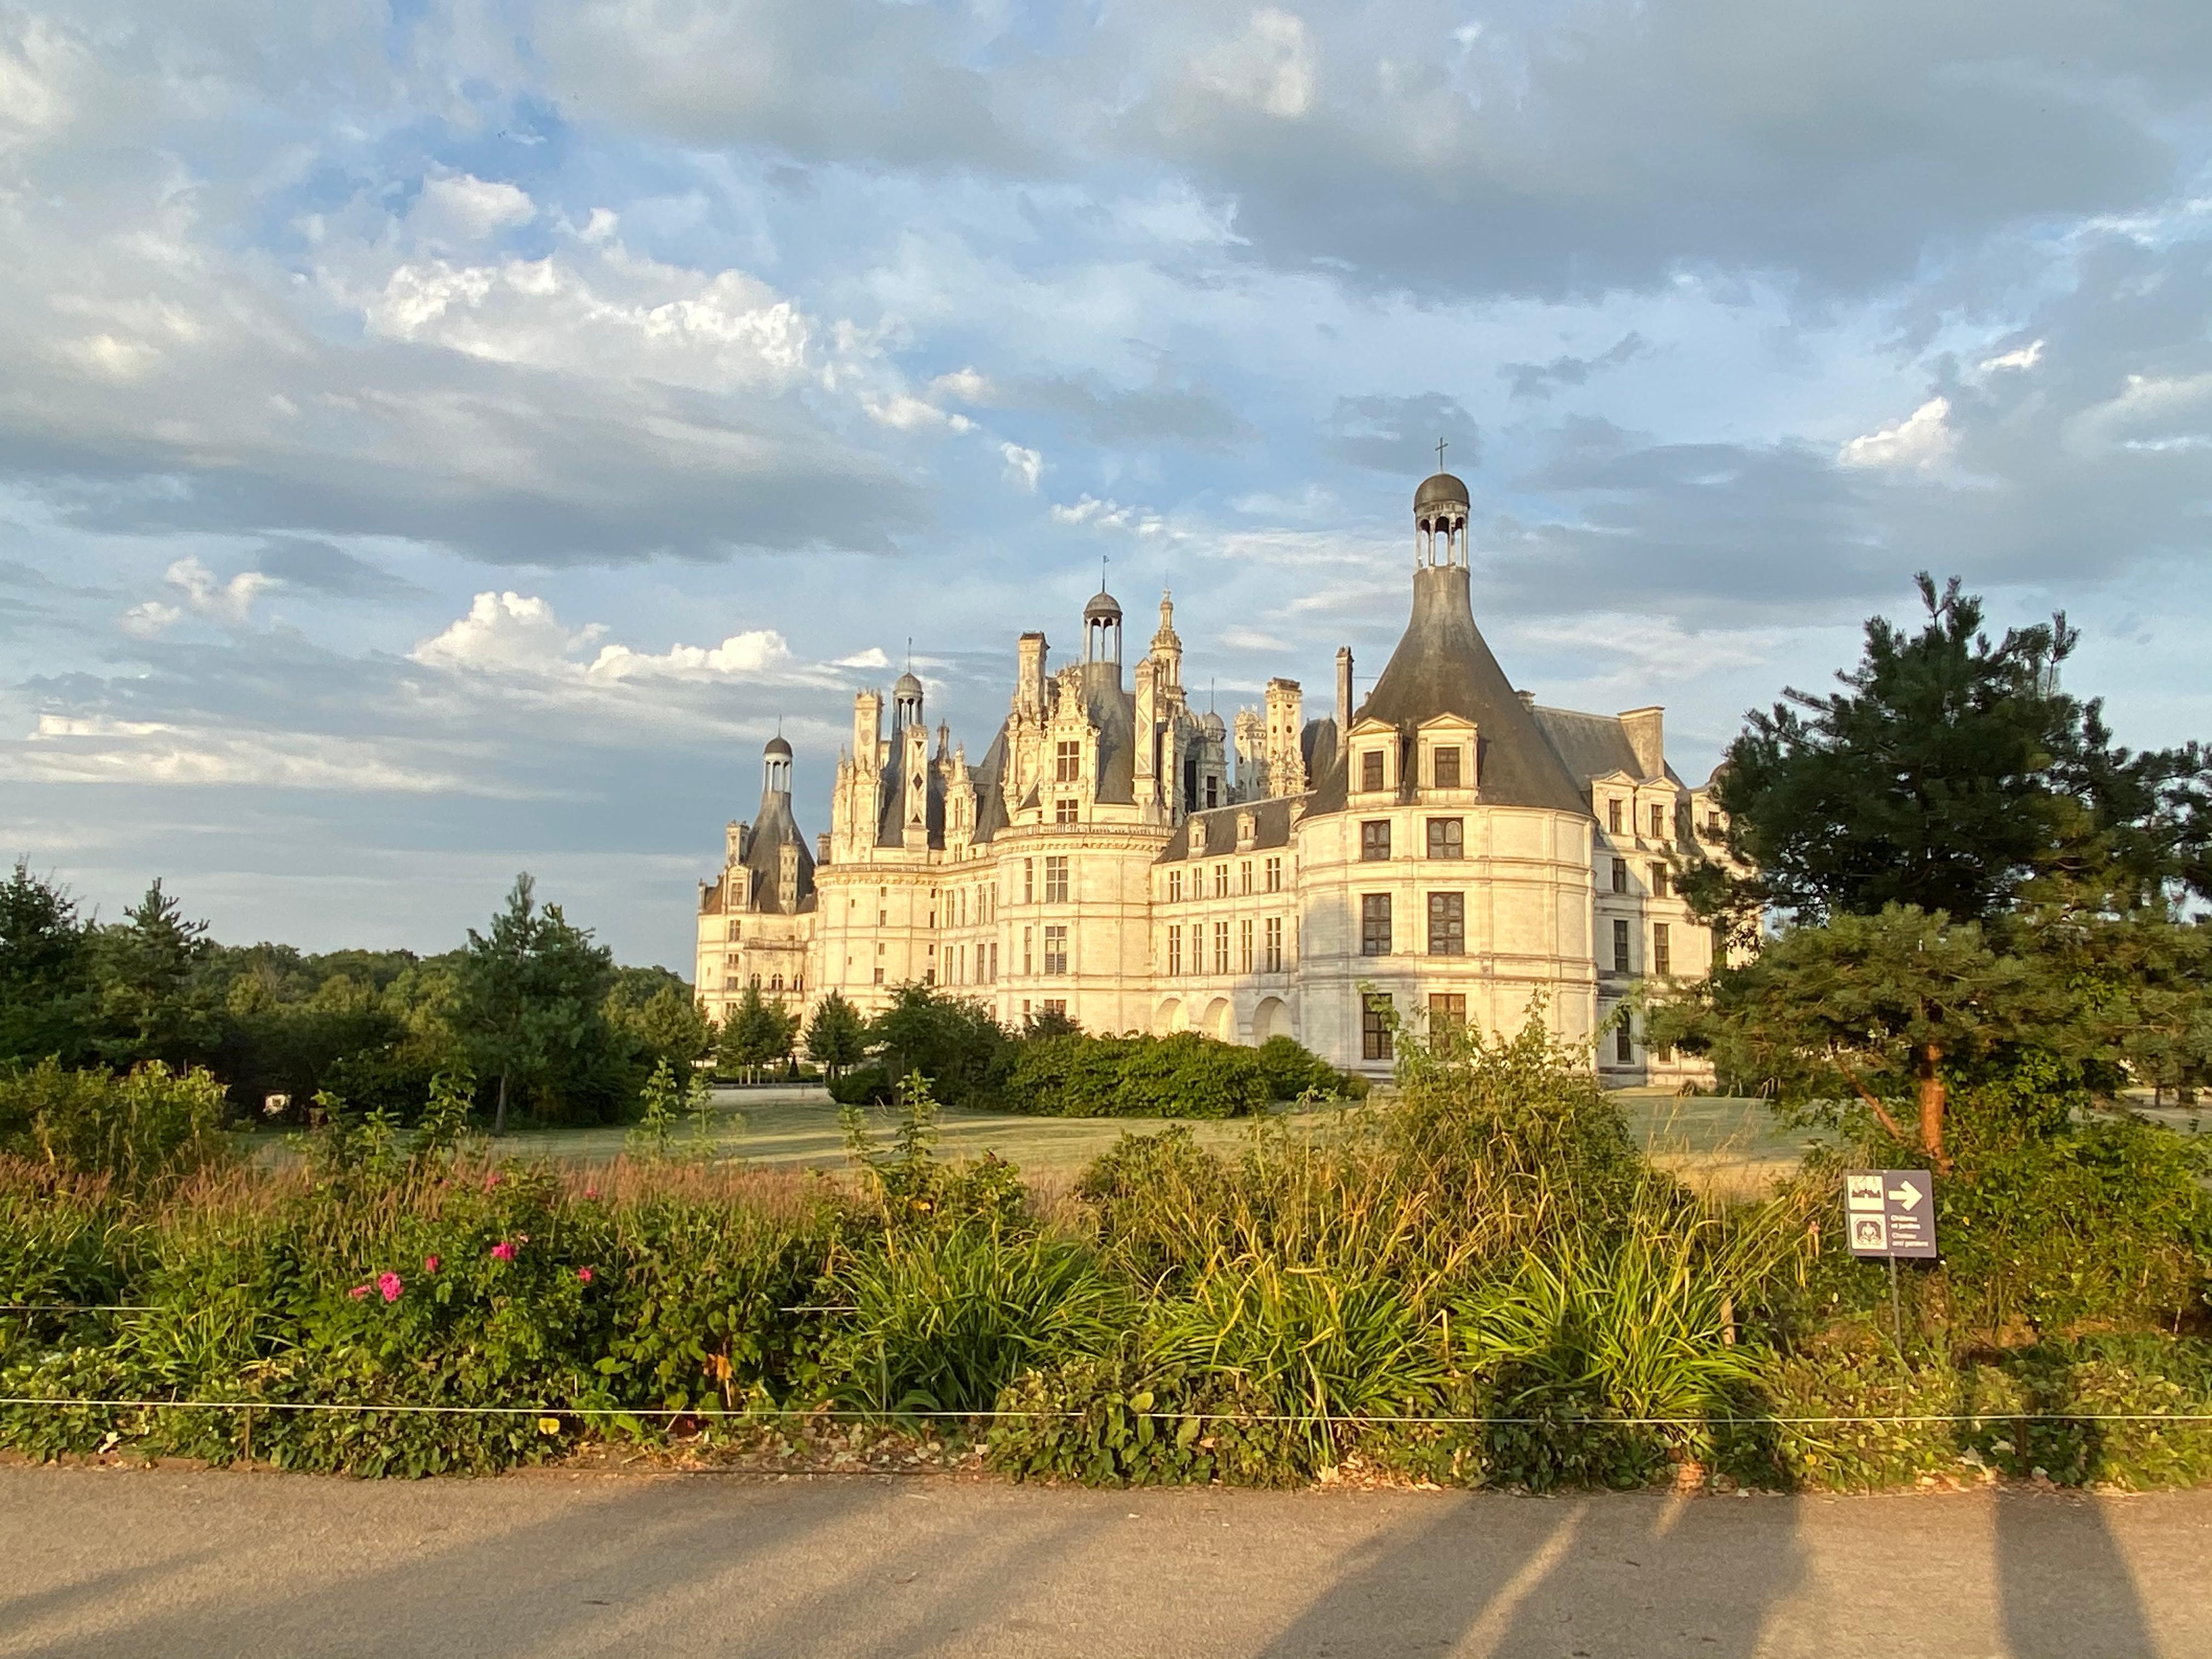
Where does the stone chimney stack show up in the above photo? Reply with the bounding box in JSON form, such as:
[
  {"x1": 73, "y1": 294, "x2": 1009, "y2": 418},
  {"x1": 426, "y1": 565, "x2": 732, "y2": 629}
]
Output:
[
  {"x1": 1335, "y1": 647, "x2": 1353, "y2": 736},
  {"x1": 1016, "y1": 633, "x2": 1049, "y2": 718},
  {"x1": 1619, "y1": 706, "x2": 1665, "y2": 779},
  {"x1": 1263, "y1": 677, "x2": 1305, "y2": 797},
  {"x1": 815, "y1": 832, "x2": 831, "y2": 867}
]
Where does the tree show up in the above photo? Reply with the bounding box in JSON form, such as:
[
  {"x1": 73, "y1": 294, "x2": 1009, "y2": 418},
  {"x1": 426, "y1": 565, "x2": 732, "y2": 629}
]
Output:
[
  {"x1": 1689, "y1": 574, "x2": 2210, "y2": 944},
  {"x1": 1650, "y1": 905, "x2": 2070, "y2": 1166},
  {"x1": 868, "y1": 983, "x2": 1012, "y2": 1109},
  {"x1": 718, "y1": 984, "x2": 784, "y2": 1084},
  {"x1": 453, "y1": 874, "x2": 619, "y2": 1133},
  {"x1": 91, "y1": 879, "x2": 221, "y2": 1070},
  {"x1": 0, "y1": 860, "x2": 98, "y2": 1066},
  {"x1": 803, "y1": 991, "x2": 867, "y2": 1081},
  {"x1": 613, "y1": 981, "x2": 714, "y2": 1075},
  {"x1": 1020, "y1": 1003, "x2": 1083, "y2": 1041}
]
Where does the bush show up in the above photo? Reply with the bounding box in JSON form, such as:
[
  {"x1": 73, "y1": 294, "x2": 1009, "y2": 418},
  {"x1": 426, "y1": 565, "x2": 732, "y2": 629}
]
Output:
[
  {"x1": 1254, "y1": 1036, "x2": 1337, "y2": 1101},
  {"x1": 0, "y1": 1059, "x2": 232, "y2": 1194},
  {"x1": 827, "y1": 1064, "x2": 893, "y2": 1107},
  {"x1": 867, "y1": 985, "x2": 1012, "y2": 1109},
  {"x1": 1003, "y1": 1031, "x2": 1270, "y2": 1119}
]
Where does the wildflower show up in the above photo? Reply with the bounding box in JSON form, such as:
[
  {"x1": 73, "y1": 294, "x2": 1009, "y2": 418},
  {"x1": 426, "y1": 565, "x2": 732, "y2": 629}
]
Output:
[
  {"x1": 348, "y1": 1284, "x2": 370, "y2": 1299},
  {"x1": 423, "y1": 1255, "x2": 441, "y2": 1274},
  {"x1": 377, "y1": 1272, "x2": 404, "y2": 1304},
  {"x1": 583, "y1": 1187, "x2": 599, "y2": 1201},
  {"x1": 483, "y1": 1171, "x2": 502, "y2": 1191},
  {"x1": 490, "y1": 1240, "x2": 517, "y2": 1262},
  {"x1": 576, "y1": 1267, "x2": 594, "y2": 1284}
]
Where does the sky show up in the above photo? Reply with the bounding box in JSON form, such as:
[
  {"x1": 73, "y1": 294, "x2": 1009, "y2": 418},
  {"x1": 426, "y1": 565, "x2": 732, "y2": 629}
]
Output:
[{"x1": 3, "y1": 1, "x2": 2210, "y2": 972}]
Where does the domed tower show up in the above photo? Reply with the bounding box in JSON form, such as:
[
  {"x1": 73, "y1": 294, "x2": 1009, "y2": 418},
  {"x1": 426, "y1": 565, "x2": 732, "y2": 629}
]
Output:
[
  {"x1": 1414, "y1": 470, "x2": 1470, "y2": 568},
  {"x1": 1083, "y1": 586, "x2": 1122, "y2": 671},
  {"x1": 891, "y1": 669, "x2": 924, "y2": 733},
  {"x1": 762, "y1": 733, "x2": 793, "y2": 796}
]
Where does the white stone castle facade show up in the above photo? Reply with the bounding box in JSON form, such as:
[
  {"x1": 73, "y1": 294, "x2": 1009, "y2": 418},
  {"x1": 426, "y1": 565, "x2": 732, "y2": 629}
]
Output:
[{"x1": 697, "y1": 472, "x2": 1722, "y2": 1081}]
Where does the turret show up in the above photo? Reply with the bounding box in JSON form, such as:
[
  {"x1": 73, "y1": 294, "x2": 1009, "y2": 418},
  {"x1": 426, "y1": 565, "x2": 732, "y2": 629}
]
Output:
[{"x1": 1263, "y1": 678, "x2": 1306, "y2": 797}]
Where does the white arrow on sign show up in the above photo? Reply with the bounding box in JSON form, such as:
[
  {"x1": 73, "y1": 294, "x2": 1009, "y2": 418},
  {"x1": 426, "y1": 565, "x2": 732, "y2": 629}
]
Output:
[{"x1": 1888, "y1": 1184, "x2": 1922, "y2": 1208}]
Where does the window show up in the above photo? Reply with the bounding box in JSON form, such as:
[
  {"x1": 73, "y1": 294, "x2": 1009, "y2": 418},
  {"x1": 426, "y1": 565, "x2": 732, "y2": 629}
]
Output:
[
  {"x1": 1611, "y1": 858, "x2": 1627, "y2": 895},
  {"x1": 1056, "y1": 798, "x2": 1079, "y2": 825},
  {"x1": 1432, "y1": 746, "x2": 1462, "y2": 788},
  {"x1": 1429, "y1": 993, "x2": 1466, "y2": 1031},
  {"x1": 1023, "y1": 926, "x2": 1033, "y2": 976},
  {"x1": 1240, "y1": 860, "x2": 1253, "y2": 895},
  {"x1": 1362, "y1": 996, "x2": 1394, "y2": 1062},
  {"x1": 1167, "y1": 925, "x2": 1182, "y2": 977},
  {"x1": 1169, "y1": 869, "x2": 1183, "y2": 904},
  {"x1": 1204, "y1": 920, "x2": 1224, "y2": 974},
  {"x1": 1264, "y1": 916, "x2": 1283, "y2": 973},
  {"x1": 1361, "y1": 749, "x2": 1386, "y2": 793},
  {"x1": 1607, "y1": 798, "x2": 1623, "y2": 834},
  {"x1": 1214, "y1": 864, "x2": 1229, "y2": 898},
  {"x1": 1615, "y1": 1023, "x2": 1634, "y2": 1065},
  {"x1": 1427, "y1": 891, "x2": 1465, "y2": 955},
  {"x1": 1045, "y1": 855, "x2": 1070, "y2": 904},
  {"x1": 1043, "y1": 998, "x2": 1067, "y2": 1020},
  {"x1": 1653, "y1": 922, "x2": 1672, "y2": 977},
  {"x1": 1650, "y1": 804, "x2": 1667, "y2": 841},
  {"x1": 770, "y1": 974, "x2": 782, "y2": 992},
  {"x1": 1023, "y1": 859, "x2": 1034, "y2": 904},
  {"x1": 1361, "y1": 820, "x2": 1391, "y2": 861},
  {"x1": 1612, "y1": 917, "x2": 1631, "y2": 974},
  {"x1": 1205, "y1": 776, "x2": 1219, "y2": 809},
  {"x1": 873, "y1": 967, "x2": 885, "y2": 985},
  {"x1": 1265, "y1": 856, "x2": 1282, "y2": 893},
  {"x1": 1055, "y1": 740, "x2": 1080, "y2": 783},
  {"x1": 1651, "y1": 862, "x2": 1671, "y2": 899},
  {"x1": 1043, "y1": 926, "x2": 1069, "y2": 975},
  {"x1": 1426, "y1": 818, "x2": 1463, "y2": 860},
  {"x1": 1361, "y1": 894, "x2": 1392, "y2": 956},
  {"x1": 988, "y1": 942, "x2": 998, "y2": 981},
  {"x1": 1239, "y1": 918, "x2": 1254, "y2": 973}
]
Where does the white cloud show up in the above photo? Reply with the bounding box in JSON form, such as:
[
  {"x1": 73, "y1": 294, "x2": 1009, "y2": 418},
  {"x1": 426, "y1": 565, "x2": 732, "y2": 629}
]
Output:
[
  {"x1": 119, "y1": 600, "x2": 183, "y2": 637},
  {"x1": 1220, "y1": 625, "x2": 1289, "y2": 652},
  {"x1": 930, "y1": 367, "x2": 994, "y2": 402},
  {"x1": 1193, "y1": 8, "x2": 1317, "y2": 120},
  {"x1": 861, "y1": 393, "x2": 972, "y2": 432},
  {"x1": 1979, "y1": 338, "x2": 2046, "y2": 373},
  {"x1": 1050, "y1": 494, "x2": 1165, "y2": 534},
  {"x1": 119, "y1": 557, "x2": 273, "y2": 635},
  {"x1": 833, "y1": 647, "x2": 891, "y2": 670},
  {"x1": 9, "y1": 714, "x2": 489, "y2": 794},
  {"x1": 411, "y1": 591, "x2": 606, "y2": 674},
  {"x1": 411, "y1": 172, "x2": 538, "y2": 243},
  {"x1": 2063, "y1": 370, "x2": 2212, "y2": 457},
  {"x1": 587, "y1": 629, "x2": 797, "y2": 681},
  {"x1": 1838, "y1": 396, "x2": 1955, "y2": 471},
  {"x1": 366, "y1": 252, "x2": 815, "y2": 394},
  {"x1": 1000, "y1": 442, "x2": 1042, "y2": 490}
]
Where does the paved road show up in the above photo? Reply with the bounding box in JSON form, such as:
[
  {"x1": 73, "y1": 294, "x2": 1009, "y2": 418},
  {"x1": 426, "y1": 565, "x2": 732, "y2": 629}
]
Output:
[{"x1": 2, "y1": 1465, "x2": 2204, "y2": 1658}]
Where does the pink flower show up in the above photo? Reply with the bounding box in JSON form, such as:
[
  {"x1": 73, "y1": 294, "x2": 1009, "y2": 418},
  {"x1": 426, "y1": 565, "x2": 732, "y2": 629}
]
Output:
[
  {"x1": 377, "y1": 1272, "x2": 404, "y2": 1304},
  {"x1": 347, "y1": 1284, "x2": 370, "y2": 1299},
  {"x1": 483, "y1": 1171, "x2": 502, "y2": 1191},
  {"x1": 583, "y1": 1187, "x2": 600, "y2": 1201},
  {"x1": 576, "y1": 1267, "x2": 594, "y2": 1284},
  {"x1": 423, "y1": 1255, "x2": 441, "y2": 1274},
  {"x1": 490, "y1": 1240, "x2": 517, "y2": 1262}
]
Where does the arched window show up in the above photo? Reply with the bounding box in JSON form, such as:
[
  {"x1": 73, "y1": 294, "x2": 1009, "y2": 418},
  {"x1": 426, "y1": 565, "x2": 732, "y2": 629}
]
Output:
[{"x1": 771, "y1": 973, "x2": 783, "y2": 992}]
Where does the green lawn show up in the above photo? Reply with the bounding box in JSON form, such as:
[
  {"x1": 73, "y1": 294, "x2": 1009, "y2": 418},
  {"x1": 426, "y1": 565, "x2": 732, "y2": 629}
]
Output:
[{"x1": 240, "y1": 1082, "x2": 1820, "y2": 1190}]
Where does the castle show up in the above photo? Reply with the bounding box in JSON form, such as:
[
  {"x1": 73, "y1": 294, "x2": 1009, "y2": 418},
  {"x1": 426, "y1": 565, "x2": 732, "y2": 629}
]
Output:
[{"x1": 695, "y1": 471, "x2": 1722, "y2": 1081}]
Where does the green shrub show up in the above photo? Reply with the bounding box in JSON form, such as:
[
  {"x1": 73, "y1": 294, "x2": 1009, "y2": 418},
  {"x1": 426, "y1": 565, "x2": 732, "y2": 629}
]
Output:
[
  {"x1": 827, "y1": 1064, "x2": 892, "y2": 1107},
  {"x1": 1003, "y1": 1031, "x2": 1271, "y2": 1119},
  {"x1": 0, "y1": 1059, "x2": 232, "y2": 1194},
  {"x1": 1254, "y1": 1036, "x2": 1336, "y2": 1101},
  {"x1": 867, "y1": 985, "x2": 1012, "y2": 1109}
]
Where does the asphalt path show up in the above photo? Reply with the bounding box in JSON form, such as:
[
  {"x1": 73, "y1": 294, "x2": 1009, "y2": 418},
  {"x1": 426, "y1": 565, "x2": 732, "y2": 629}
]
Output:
[{"x1": 2, "y1": 1464, "x2": 2205, "y2": 1658}]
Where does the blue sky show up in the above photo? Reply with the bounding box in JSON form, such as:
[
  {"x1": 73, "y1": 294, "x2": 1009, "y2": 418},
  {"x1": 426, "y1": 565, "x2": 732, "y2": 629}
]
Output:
[{"x1": 3, "y1": 1, "x2": 2210, "y2": 970}]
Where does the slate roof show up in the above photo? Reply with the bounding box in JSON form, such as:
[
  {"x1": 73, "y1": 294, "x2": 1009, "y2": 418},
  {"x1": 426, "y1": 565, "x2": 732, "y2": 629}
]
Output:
[
  {"x1": 1530, "y1": 706, "x2": 1688, "y2": 788},
  {"x1": 1306, "y1": 563, "x2": 1591, "y2": 818},
  {"x1": 1155, "y1": 793, "x2": 1302, "y2": 860},
  {"x1": 725, "y1": 783, "x2": 816, "y2": 915}
]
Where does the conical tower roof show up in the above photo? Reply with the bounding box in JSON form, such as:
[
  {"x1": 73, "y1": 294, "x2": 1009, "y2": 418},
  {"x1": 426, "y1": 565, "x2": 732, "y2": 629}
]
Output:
[{"x1": 1313, "y1": 563, "x2": 1589, "y2": 816}]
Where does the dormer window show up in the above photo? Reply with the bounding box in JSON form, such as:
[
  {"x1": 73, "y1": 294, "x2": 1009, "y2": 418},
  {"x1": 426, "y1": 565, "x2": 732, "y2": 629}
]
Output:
[
  {"x1": 1361, "y1": 750, "x2": 1386, "y2": 792},
  {"x1": 1607, "y1": 798, "x2": 1624, "y2": 834},
  {"x1": 1190, "y1": 818, "x2": 1208, "y2": 856},
  {"x1": 1432, "y1": 747, "x2": 1462, "y2": 788},
  {"x1": 1237, "y1": 811, "x2": 1256, "y2": 849}
]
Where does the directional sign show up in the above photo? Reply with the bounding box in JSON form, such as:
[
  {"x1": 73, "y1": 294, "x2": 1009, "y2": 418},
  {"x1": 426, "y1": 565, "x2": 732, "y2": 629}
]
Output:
[{"x1": 1844, "y1": 1169, "x2": 1937, "y2": 1259}]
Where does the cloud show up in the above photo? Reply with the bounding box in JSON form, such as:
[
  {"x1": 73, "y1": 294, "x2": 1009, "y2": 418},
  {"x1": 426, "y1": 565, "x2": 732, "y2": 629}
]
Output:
[
  {"x1": 409, "y1": 173, "x2": 537, "y2": 244},
  {"x1": 1500, "y1": 334, "x2": 1651, "y2": 400},
  {"x1": 937, "y1": 368, "x2": 1251, "y2": 453},
  {"x1": 7, "y1": 713, "x2": 489, "y2": 794},
  {"x1": 1000, "y1": 443, "x2": 1042, "y2": 490},
  {"x1": 1050, "y1": 495, "x2": 1167, "y2": 535},
  {"x1": 253, "y1": 539, "x2": 423, "y2": 602},
  {"x1": 1980, "y1": 338, "x2": 2046, "y2": 374},
  {"x1": 588, "y1": 629, "x2": 797, "y2": 681},
  {"x1": 1839, "y1": 397, "x2": 1956, "y2": 471},
  {"x1": 411, "y1": 591, "x2": 606, "y2": 674},
  {"x1": 119, "y1": 556, "x2": 273, "y2": 635},
  {"x1": 1188, "y1": 7, "x2": 1317, "y2": 121},
  {"x1": 1323, "y1": 394, "x2": 1479, "y2": 474}
]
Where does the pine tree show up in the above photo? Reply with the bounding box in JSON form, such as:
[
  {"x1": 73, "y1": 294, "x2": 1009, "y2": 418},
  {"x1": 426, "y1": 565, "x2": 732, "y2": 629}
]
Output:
[{"x1": 803, "y1": 991, "x2": 867, "y2": 1081}]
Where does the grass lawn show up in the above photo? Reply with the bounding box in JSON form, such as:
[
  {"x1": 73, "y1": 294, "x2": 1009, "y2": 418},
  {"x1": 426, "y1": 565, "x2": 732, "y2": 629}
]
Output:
[{"x1": 235, "y1": 1082, "x2": 1824, "y2": 1191}]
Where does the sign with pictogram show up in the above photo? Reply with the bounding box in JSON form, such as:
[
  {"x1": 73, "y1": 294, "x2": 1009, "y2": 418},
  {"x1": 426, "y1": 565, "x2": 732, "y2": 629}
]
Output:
[{"x1": 1844, "y1": 1169, "x2": 1937, "y2": 1259}]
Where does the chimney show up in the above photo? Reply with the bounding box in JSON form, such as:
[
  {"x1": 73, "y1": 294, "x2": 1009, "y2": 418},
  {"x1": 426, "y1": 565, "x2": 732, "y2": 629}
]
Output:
[
  {"x1": 1017, "y1": 632, "x2": 1049, "y2": 717},
  {"x1": 1335, "y1": 647, "x2": 1353, "y2": 737},
  {"x1": 815, "y1": 832, "x2": 831, "y2": 867},
  {"x1": 1516, "y1": 689, "x2": 1536, "y2": 710},
  {"x1": 1619, "y1": 706, "x2": 1665, "y2": 779}
]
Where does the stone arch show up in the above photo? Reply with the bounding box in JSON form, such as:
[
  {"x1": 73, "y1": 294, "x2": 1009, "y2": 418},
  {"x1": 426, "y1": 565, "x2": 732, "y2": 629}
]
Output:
[
  {"x1": 1251, "y1": 995, "x2": 1290, "y2": 1045},
  {"x1": 1200, "y1": 996, "x2": 1233, "y2": 1041},
  {"x1": 1154, "y1": 997, "x2": 1186, "y2": 1035}
]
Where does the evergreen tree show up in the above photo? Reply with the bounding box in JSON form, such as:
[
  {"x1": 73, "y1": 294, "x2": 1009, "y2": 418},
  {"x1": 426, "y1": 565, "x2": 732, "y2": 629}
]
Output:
[
  {"x1": 803, "y1": 990, "x2": 867, "y2": 1081},
  {"x1": 0, "y1": 860, "x2": 98, "y2": 1066},
  {"x1": 1690, "y1": 574, "x2": 2210, "y2": 943},
  {"x1": 92, "y1": 878, "x2": 220, "y2": 1069},
  {"x1": 454, "y1": 874, "x2": 619, "y2": 1133}
]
